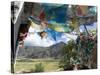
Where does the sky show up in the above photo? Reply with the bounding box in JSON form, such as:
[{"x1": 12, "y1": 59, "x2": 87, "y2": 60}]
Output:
[
  {"x1": 23, "y1": 26, "x2": 77, "y2": 47},
  {"x1": 79, "y1": 22, "x2": 97, "y2": 32}
]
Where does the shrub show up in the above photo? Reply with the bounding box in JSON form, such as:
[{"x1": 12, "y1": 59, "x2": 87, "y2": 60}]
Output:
[{"x1": 34, "y1": 63, "x2": 44, "y2": 72}]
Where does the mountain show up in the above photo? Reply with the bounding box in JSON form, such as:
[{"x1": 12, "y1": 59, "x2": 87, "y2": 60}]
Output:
[{"x1": 17, "y1": 42, "x2": 66, "y2": 59}]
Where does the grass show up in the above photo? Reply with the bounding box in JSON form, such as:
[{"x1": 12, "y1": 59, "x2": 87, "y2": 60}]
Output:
[{"x1": 14, "y1": 58, "x2": 61, "y2": 73}]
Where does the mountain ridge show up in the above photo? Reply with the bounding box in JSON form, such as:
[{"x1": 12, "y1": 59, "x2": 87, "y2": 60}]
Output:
[{"x1": 17, "y1": 42, "x2": 66, "y2": 59}]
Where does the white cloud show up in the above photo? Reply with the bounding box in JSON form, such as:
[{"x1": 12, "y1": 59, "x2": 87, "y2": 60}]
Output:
[
  {"x1": 23, "y1": 32, "x2": 78, "y2": 47},
  {"x1": 23, "y1": 33, "x2": 56, "y2": 47}
]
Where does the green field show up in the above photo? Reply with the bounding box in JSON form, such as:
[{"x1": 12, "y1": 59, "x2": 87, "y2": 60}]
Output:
[{"x1": 14, "y1": 58, "x2": 62, "y2": 73}]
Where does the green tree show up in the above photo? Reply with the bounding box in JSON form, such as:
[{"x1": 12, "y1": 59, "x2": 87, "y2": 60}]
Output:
[{"x1": 59, "y1": 40, "x2": 78, "y2": 70}]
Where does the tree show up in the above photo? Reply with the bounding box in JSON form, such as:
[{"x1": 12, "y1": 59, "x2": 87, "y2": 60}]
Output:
[{"x1": 59, "y1": 40, "x2": 78, "y2": 70}]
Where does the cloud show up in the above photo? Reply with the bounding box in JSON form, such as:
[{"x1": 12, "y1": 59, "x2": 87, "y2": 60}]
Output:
[
  {"x1": 23, "y1": 32, "x2": 77, "y2": 47},
  {"x1": 23, "y1": 33, "x2": 56, "y2": 47}
]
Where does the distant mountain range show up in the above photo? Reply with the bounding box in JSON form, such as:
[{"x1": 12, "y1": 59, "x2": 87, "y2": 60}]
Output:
[{"x1": 17, "y1": 42, "x2": 66, "y2": 59}]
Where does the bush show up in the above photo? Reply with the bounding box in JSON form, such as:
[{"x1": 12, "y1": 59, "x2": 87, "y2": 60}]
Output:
[{"x1": 34, "y1": 63, "x2": 44, "y2": 72}]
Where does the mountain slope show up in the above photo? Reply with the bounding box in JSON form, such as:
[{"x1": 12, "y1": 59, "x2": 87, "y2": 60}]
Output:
[{"x1": 17, "y1": 42, "x2": 66, "y2": 59}]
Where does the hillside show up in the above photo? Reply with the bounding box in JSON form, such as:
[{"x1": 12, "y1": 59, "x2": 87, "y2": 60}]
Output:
[{"x1": 17, "y1": 42, "x2": 66, "y2": 59}]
